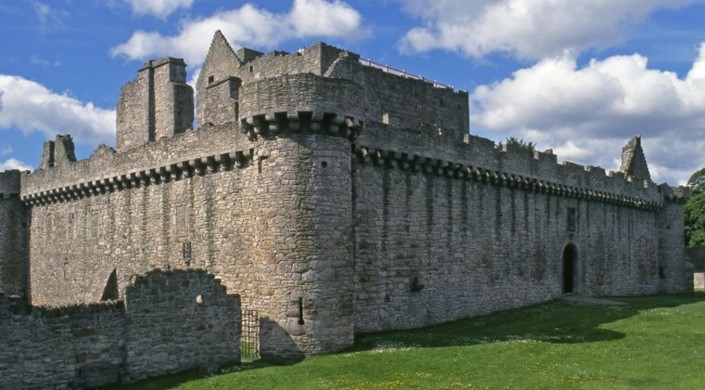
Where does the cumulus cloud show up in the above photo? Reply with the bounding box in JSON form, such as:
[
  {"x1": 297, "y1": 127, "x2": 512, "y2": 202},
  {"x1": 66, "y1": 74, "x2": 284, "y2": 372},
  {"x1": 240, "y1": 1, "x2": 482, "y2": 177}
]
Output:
[
  {"x1": 400, "y1": 0, "x2": 704, "y2": 59},
  {"x1": 0, "y1": 158, "x2": 32, "y2": 171},
  {"x1": 471, "y1": 43, "x2": 705, "y2": 184},
  {"x1": 0, "y1": 75, "x2": 115, "y2": 145},
  {"x1": 123, "y1": 0, "x2": 194, "y2": 19},
  {"x1": 111, "y1": 0, "x2": 366, "y2": 65}
]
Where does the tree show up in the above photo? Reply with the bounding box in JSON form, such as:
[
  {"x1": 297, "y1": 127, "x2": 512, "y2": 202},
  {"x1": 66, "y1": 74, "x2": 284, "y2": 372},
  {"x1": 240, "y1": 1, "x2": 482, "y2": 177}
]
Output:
[
  {"x1": 496, "y1": 136, "x2": 537, "y2": 153},
  {"x1": 685, "y1": 167, "x2": 705, "y2": 247}
]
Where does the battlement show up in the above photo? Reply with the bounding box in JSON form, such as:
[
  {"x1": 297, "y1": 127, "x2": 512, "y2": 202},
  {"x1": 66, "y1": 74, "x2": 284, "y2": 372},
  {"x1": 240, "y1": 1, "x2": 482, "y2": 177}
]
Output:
[{"x1": 352, "y1": 133, "x2": 670, "y2": 210}]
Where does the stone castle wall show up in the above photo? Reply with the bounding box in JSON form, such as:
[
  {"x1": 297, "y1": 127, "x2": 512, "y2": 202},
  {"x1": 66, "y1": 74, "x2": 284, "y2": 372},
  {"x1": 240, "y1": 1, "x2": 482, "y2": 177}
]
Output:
[
  {"x1": 351, "y1": 157, "x2": 662, "y2": 332},
  {"x1": 0, "y1": 269, "x2": 240, "y2": 389},
  {"x1": 1, "y1": 35, "x2": 692, "y2": 362}
]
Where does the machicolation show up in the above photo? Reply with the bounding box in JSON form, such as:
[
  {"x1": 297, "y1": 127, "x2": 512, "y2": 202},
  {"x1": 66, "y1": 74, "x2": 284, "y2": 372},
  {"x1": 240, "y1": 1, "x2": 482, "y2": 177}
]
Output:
[{"x1": 0, "y1": 30, "x2": 693, "y2": 387}]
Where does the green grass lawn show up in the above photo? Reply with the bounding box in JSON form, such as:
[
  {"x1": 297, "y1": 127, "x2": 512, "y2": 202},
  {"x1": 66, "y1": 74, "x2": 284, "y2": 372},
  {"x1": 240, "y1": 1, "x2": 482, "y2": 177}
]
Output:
[{"x1": 112, "y1": 293, "x2": 705, "y2": 389}]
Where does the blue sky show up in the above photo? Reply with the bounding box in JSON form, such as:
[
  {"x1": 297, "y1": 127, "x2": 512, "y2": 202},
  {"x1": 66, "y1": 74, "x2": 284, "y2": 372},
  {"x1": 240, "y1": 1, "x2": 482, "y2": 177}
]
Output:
[{"x1": 1, "y1": 0, "x2": 705, "y2": 185}]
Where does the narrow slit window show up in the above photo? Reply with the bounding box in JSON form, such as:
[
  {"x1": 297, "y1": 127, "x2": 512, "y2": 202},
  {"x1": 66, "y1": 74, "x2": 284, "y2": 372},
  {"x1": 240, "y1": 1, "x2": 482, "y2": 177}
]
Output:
[{"x1": 567, "y1": 207, "x2": 577, "y2": 232}]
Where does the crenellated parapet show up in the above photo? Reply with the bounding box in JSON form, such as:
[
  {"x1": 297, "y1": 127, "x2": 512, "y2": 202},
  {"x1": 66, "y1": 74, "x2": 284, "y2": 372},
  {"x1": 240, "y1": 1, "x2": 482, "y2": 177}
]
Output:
[
  {"x1": 352, "y1": 141, "x2": 671, "y2": 211},
  {"x1": 22, "y1": 147, "x2": 254, "y2": 206}
]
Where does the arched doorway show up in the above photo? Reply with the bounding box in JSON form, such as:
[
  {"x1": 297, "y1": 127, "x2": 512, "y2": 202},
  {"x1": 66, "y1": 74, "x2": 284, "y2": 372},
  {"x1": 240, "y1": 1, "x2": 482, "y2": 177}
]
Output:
[{"x1": 562, "y1": 244, "x2": 577, "y2": 293}]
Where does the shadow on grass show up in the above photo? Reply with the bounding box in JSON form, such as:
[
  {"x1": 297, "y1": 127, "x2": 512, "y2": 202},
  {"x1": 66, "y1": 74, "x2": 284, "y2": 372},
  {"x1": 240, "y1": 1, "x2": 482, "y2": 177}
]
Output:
[
  {"x1": 104, "y1": 292, "x2": 705, "y2": 389},
  {"x1": 349, "y1": 292, "x2": 705, "y2": 352}
]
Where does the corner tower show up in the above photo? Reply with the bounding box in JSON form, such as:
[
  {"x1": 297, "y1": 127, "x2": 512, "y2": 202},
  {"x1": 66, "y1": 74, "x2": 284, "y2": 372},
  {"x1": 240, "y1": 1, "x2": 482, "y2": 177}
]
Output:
[
  {"x1": 116, "y1": 57, "x2": 194, "y2": 152},
  {"x1": 238, "y1": 73, "x2": 365, "y2": 359},
  {"x1": 0, "y1": 169, "x2": 28, "y2": 298}
]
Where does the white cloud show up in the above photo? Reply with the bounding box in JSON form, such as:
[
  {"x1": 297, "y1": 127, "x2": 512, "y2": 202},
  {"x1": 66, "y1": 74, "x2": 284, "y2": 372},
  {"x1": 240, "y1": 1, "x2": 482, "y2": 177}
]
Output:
[
  {"x1": 0, "y1": 75, "x2": 115, "y2": 145},
  {"x1": 470, "y1": 43, "x2": 705, "y2": 185},
  {"x1": 32, "y1": 1, "x2": 52, "y2": 23},
  {"x1": 0, "y1": 158, "x2": 32, "y2": 171},
  {"x1": 32, "y1": 1, "x2": 66, "y2": 25},
  {"x1": 111, "y1": 0, "x2": 366, "y2": 65},
  {"x1": 123, "y1": 0, "x2": 194, "y2": 19},
  {"x1": 400, "y1": 0, "x2": 704, "y2": 59},
  {"x1": 30, "y1": 55, "x2": 61, "y2": 68}
]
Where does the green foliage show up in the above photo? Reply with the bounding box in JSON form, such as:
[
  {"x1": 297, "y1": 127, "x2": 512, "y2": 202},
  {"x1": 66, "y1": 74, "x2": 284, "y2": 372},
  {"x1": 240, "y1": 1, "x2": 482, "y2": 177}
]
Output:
[
  {"x1": 496, "y1": 136, "x2": 537, "y2": 153},
  {"x1": 685, "y1": 167, "x2": 705, "y2": 247},
  {"x1": 120, "y1": 294, "x2": 705, "y2": 389}
]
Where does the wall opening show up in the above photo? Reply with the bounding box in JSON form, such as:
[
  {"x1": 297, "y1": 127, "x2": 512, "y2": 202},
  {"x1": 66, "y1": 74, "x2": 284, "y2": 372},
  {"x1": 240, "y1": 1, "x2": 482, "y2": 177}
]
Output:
[
  {"x1": 562, "y1": 244, "x2": 577, "y2": 294},
  {"x1": 567, "y1": 207, "x2": 577, "y2": 231},
  {"x1": 100, "y1": 268, "x2": 119, "y2": 301},
  {"x1": 241, "y1": 309, "x2": 260, "y2": 361}
]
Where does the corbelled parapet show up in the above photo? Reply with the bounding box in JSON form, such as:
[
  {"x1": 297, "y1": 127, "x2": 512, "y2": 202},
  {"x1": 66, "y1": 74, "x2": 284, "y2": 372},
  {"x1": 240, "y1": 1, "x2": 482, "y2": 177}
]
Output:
[
  {"x1": 240, "y1": 111, "x2": 363, "y2": 142},
  {"x1": 238, "y1": 73, "x2": 364, "y2": 141},
  {"x1": 352, "y1": 134, "x2": 666, "y2": 211},
  {"x1": 21, "y1": 146, "x2": 254, "y2": 206}
]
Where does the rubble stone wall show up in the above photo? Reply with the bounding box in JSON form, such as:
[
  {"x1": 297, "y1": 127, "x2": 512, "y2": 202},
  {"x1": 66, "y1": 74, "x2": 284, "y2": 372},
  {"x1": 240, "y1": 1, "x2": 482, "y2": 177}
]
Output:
[{"x1": 0, "y1": 269, "x2": 240, "y2": 389}]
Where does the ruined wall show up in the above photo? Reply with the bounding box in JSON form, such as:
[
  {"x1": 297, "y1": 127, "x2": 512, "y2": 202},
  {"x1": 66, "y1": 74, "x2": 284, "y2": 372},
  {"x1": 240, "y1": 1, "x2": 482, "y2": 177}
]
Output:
[
  {"x1": 124, "y1": 269, "x2": 241, "y2": 382},
  {"x1": 0, "y1": 297, "x2": 124, "y2": 389},
  {"x1": 0, "y1": 269, "x2": 240, "y2": 389},
  {"x1": 0, "y1": 170, "x2": 28, "y2": 297}
]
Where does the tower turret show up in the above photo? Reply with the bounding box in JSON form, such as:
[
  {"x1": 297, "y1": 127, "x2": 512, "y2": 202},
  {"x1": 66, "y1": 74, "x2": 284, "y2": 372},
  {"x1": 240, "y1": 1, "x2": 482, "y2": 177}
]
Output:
[{"x1": 116, "y1": 57, "x2": 194, "y2": 152}]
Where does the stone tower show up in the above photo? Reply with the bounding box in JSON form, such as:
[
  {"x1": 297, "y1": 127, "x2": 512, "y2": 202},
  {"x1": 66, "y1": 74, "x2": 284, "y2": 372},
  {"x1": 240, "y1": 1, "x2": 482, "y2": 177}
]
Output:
[
  {"x1": 237, "y1": 76, "x2": 364, "y2": 359},
  {"x1": 116, "y1": 57, "x2": 194, "y2": 152},
  {"x1": 0, "y1": 170, "x2": 28, "y2": 297}
]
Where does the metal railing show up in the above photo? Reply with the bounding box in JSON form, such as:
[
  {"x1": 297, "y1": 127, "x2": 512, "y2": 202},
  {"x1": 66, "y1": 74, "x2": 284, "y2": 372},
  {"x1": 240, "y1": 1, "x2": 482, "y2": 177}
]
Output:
[{"x1": 358, "y1": 58, "x2": 454, "y2": 90}]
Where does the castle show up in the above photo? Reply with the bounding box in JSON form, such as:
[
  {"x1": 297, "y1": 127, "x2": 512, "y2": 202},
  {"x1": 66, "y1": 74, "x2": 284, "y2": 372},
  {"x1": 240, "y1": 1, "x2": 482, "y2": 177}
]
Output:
[{"x1": 0, "y1": 31, "x2": 692, "y2": 367}]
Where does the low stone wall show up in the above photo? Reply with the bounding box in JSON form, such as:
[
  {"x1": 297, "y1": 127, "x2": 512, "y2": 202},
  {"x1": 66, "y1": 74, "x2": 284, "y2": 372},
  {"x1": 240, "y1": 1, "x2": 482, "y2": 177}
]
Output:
[
  {"x1": 124, "y1": 269, "x2": 241, "y2": 382},
  {"x1": 0, "y1": 269, "x2": 240, "y2": 389}
]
